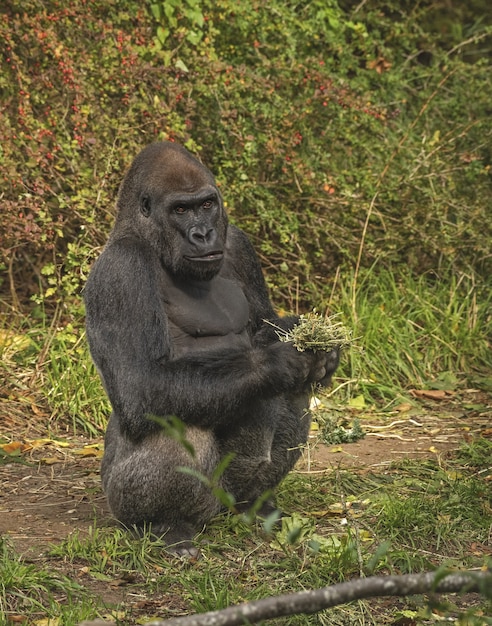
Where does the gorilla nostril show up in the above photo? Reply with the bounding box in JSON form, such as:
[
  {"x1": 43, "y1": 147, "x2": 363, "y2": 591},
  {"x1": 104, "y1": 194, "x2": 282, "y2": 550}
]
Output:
[{"x1": 189, "y1": 227, "x2": 213, "y2": 244}]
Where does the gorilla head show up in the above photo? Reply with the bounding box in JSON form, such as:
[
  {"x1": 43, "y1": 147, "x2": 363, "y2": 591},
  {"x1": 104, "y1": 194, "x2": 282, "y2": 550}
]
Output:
[{"x1": 115, "y1": 141, "x2": 228, "y2": 281}]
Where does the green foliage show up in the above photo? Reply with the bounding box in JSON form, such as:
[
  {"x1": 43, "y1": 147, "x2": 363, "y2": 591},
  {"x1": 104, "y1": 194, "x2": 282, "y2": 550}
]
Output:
[
  {"x1": 1, "y1": 0, "x2": 491, "y2": 312},
  {"x1": 321, "y1": 417, "x2": 365, "y2": 445},
  {"x1": 332, "y1": 266, "x2": 492, "y2": 401}
]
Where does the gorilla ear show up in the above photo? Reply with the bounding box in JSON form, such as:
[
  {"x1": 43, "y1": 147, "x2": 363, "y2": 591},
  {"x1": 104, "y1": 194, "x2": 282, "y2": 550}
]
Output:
[{"x1": 140, "y1": 194, "x2": 152, "y2": 217}]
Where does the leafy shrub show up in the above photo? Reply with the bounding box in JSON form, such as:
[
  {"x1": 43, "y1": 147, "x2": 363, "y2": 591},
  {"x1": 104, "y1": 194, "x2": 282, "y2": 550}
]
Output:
[{"x1": 1, "y1": 0, "x2": 491, "y2": 314}]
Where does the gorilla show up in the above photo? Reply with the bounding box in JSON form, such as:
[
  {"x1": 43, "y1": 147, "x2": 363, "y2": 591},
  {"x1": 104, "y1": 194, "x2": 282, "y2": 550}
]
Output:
[{"x1": 84, "y1": 141, "x2": 339, "y2": 556}]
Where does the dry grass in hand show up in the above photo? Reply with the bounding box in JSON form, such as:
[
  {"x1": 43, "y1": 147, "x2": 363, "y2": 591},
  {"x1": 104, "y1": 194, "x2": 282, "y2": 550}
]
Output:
[{"x1": 269, "y1": 311, "x2": 354, "y2": 352}]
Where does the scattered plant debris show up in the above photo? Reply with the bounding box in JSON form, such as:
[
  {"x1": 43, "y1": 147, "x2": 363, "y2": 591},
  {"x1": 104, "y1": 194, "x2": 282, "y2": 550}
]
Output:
[{"x1": 320, "y1": 417, "x2": 366, "y2": 444}]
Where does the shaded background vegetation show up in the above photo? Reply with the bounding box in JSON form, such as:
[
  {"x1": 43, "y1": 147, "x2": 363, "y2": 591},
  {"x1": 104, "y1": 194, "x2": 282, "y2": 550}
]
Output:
[{"x1": 1, "y1": 0, "x2": 491, "y2": 430}]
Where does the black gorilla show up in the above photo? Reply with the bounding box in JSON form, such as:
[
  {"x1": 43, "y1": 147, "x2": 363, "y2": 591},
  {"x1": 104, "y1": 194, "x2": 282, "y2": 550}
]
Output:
[{"x1": 84, "y1": 141, "x2": 339, "y2": 555}]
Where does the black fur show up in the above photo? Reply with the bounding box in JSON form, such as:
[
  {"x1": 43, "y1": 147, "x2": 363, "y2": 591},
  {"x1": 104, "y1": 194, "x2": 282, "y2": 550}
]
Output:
[{"x1": 84, "y1": 141, "x2": 339, "y2": 555}]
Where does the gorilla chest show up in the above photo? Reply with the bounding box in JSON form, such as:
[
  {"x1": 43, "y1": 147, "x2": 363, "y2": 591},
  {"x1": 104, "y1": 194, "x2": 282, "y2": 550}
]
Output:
[{"x1": 162, "y1": 275, "x2": 251, "y2": 356}]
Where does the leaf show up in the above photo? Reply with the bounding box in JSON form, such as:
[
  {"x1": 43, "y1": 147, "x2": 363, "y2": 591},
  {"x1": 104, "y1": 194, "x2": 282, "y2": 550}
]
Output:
[
  {"x1": 150, "y1": 3, "x2": 162, "y2": 20},
  {"x1": 409, "y1": 389, "x2": 451, "y2": 400},
  {"x1": 262, "y1": 509, "x2": 283, "y2": 534},
  {"x1": 428, "y1": 371, "x2": 459, "y2": 391},
  {"x1": 271, "y1": 513, "x2": 314, "y2": 548},
  {"x1": 0, "y1": 330, "x2": 32, "y2": 351},
  {"x1": 73, "y1": 445, "x2": 103, "y2": 458},
  {"x1": 348, "y1": 394, "x2": 365, "y2": 409},
  {"x1": 1, "y1": 441, "x2": 31, "y2": 455},
  {"x1": 40, "y1": 457, "x2": 62, "y2": 465},
  {"x1": 394, "y1": 402, "x2": 413, "y2": 412},
  {"x1": 308, "y1": 533, "x2": 342, "y2": 555},
  {"x1": 156, "y1": 25, "x2": 169, "y2": 45},
  {"x1": 175, "y1": 58, "x2": 189, "y2": 73},
  {"x1": 27, "y1": 438, "x2": 71, "y2": 449}
]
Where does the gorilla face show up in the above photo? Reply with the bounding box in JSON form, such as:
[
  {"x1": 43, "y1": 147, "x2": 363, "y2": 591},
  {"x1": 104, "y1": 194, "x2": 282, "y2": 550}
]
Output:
[
  {"x1": 158, "y1": 185, "x2": 225, "y2": 281},
  {"x1": 116, "y1": 142, "x2": 228, "y2": 281}
]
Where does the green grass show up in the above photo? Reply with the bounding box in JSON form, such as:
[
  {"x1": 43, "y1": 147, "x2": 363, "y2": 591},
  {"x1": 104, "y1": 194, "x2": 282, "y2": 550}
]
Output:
[
  {"x1": 329, "y1": 266, "x2": 492, "y2": 404},
  {"x1": 0, "y1": 537, "x2": 97, "y2": 624}
]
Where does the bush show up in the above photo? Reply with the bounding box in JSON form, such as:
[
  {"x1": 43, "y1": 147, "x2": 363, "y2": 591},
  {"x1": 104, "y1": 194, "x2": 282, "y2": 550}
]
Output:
[{"x1": 1, "y1": 0, "x2": 491, "y2": 313}]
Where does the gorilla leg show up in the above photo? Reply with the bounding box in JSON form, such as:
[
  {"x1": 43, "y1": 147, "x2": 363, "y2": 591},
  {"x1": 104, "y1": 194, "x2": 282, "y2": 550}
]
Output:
[
  {"x1": 219, "y1": 394, "x2": 311, "y2": 509},
  {"x1": 102, "y1": 416, "x2": 221, "y2": 555}
]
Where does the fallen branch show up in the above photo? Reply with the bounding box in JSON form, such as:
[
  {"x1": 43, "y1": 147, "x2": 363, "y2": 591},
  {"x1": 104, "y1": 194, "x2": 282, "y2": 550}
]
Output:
[{"x1": 79, "y1": 570, "x2": 490, "y2": 626}]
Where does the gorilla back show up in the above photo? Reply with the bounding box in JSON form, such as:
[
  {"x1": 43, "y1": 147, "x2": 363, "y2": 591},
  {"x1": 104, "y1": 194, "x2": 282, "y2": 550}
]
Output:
[{"x1": 84, "y1": 141, "x2": 339, "y2": 555}]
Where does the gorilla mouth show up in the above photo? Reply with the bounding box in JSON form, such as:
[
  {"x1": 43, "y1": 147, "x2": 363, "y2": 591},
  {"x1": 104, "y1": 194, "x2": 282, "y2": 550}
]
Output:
[{"x1": 185, "y1": 252, "x2": 224, "y2": 262}]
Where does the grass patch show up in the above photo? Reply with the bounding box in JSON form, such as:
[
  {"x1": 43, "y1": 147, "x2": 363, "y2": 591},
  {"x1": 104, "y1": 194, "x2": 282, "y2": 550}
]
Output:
[
  {"x1": 0, "y1": 311, "x2": 109, "y2": 436},
  {"x1": 1, "y1": 441, "x2": 484, "y2": 625},
  {"x1": 0, "y1": 537, "x2": 98, "y2": 624},
  {"x1": 329, "y1": 266, "x2": 492, "y2": 404}
]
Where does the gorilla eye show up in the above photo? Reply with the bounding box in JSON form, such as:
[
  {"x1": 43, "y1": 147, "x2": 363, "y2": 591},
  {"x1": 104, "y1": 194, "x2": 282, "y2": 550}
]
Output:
[
  {"x1": 174, "y1": 206, "x2": 187, "y2": 214},
  {"x1": 202, "y1": 200, "x2": 213, "y2": 209}
]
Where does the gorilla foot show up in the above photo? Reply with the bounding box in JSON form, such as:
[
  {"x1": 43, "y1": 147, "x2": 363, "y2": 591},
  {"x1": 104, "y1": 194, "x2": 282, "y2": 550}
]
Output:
[
  {"x1": 150, "y1": 522, "x2": 200, "y2": 558},
  {"x1": 235, "y1": 499, "x2": 283, "y2": 525},
  {"x1": 256, "y1": 501, "x2": 284, "y2": 529}
]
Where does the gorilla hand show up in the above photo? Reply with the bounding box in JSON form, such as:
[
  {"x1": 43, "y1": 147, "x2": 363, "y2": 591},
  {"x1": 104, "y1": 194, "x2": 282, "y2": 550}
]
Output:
[
  {"x1": 264, "y1": 342, "x2": 339, "y2": 393},
  {"x1": 308, "y1": 348, "x2": 340, "y2": 387}
]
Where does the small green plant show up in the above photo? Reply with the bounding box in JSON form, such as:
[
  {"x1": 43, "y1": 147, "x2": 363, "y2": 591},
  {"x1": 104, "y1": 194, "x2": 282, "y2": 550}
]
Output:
[{"x1": 321, "y1": 416, "x2": 365, "y2": 445}]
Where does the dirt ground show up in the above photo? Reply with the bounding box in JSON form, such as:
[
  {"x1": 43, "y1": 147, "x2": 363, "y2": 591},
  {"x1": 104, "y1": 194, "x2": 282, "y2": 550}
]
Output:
[
  {"x1": 1, "y1": 388, "x2": 490, "y2": 556},
  {"x1": 0, "y1": 388, "x2": 491, "y2": 620}
]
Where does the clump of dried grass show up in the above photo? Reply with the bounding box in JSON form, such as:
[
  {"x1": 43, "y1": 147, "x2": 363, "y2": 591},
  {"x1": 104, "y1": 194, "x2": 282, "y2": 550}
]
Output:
[{"x1": 269, "y1": 311, "x2": 353, "y2": 352}]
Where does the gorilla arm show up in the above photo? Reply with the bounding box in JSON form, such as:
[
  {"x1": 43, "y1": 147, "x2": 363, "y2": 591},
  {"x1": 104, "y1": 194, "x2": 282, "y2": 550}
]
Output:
[
  {"x1": 84, "y1": 237, "x2": 321, "y2": 442},
  {"x1": 224, "y1": 225, "x2": 340, "y2": 381},
  {"x1": 224, "y1": 226, "x2": 337, "y2": 351}
]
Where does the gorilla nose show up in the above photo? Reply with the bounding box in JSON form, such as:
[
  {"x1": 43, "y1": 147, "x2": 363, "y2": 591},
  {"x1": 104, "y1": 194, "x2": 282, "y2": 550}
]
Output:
[{"x1": 189, "y1": 226, "x2": 216, "y2": 245}]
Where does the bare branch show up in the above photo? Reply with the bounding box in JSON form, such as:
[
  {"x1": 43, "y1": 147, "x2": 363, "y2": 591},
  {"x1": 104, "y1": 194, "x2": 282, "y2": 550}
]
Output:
[{"x1": 79, "y1": 570, "x2": 490, "y2": 626}]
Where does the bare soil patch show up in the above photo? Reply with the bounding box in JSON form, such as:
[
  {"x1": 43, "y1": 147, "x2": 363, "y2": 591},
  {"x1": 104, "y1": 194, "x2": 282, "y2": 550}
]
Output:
[{"x1": 299, "y1": 388, "x2": 491, "y2": 470}]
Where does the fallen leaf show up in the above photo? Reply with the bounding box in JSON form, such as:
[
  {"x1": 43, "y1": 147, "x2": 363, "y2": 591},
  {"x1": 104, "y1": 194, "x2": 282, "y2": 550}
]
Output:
[
  {"x1": 73, "y1": 446, "x2": 103, "y2": 458},
  {"x1": 0, "y1": 329, "x2": 32, "y2": 351},
  {"x1": 1, "y1": 441, "x2": 32, "y2": 455},
  {"x1": 348, "y1": 394, "x2": 365, "y2": 409},
  {"x1": 29, "y1": 438, "x2": 71, "y2": 449},
  {"x1": 409, "y1": 389, "x2": 452, "y2": 400},
  {"x1": 367, "y1": 57, "x2": 392, "y2": 74},
  {"x1": 394, "y1": 403, "x2": 413, "y2": 413},
  {"x1": 40, "y1": 457, "x2": 62, "y2": 465}
]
